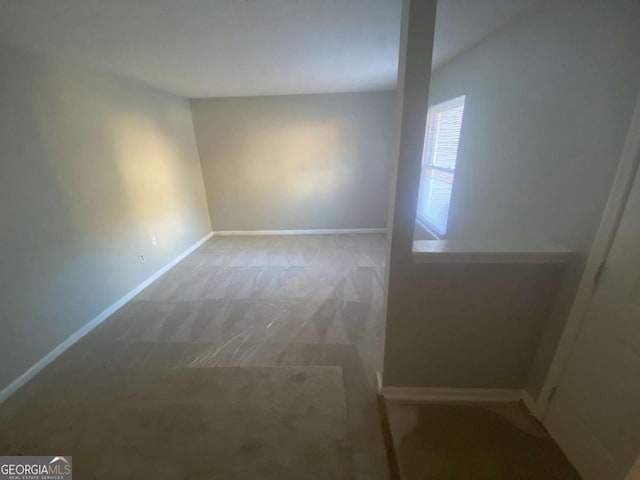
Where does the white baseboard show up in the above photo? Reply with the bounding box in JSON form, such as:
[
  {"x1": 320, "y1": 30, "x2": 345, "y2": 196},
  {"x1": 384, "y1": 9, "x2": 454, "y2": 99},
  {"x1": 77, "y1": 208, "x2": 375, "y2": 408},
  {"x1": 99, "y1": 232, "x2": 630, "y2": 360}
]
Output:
[
  {"x1": 521, "y1": 390, "x2": 543, "y2": 420},
  {"x1": 213, "y1": 228, "x2": 386, "y2": 236},
  {"x1": 379, "y1": 384, "x2": 542, "y2": 413},
  {"x1": 381, "y1": 385, "x2": 523, "y2": 404},
  {"x1": 0, "y1": 232, "x2": 213, "y2": 405}
]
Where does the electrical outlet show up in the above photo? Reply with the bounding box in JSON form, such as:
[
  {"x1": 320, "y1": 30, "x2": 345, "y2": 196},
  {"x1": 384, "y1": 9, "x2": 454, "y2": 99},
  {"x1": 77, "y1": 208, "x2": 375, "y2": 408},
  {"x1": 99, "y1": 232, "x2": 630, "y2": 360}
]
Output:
[
  {"x1": 140, "y1": 254, "x2": 145, "y2": 262},
  {"x1": 151, "y1": 235, "x2": 157, "y2": 246}
]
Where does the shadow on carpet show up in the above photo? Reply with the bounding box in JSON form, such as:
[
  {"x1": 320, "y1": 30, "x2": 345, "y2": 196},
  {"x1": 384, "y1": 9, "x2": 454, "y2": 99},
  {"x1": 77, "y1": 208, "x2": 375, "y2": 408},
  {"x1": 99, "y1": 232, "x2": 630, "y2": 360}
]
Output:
[{"x1": 0, "y1": 366, "x2": 354, "y2": 480}]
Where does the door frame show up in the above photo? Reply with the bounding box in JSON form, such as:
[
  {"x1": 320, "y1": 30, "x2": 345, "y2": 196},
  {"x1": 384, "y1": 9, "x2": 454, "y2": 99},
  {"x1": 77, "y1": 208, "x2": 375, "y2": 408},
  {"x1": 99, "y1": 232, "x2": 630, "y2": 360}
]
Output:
[{"x1": 537, "y1": 91, "x2": 640, "y2": 418}]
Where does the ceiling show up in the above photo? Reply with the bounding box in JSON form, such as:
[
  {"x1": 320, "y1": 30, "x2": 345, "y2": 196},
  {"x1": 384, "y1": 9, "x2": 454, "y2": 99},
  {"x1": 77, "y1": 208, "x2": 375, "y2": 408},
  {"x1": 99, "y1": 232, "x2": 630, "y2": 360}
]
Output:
[{"x1": 0, "y1": 0, "x2": 543, "y2": 98}]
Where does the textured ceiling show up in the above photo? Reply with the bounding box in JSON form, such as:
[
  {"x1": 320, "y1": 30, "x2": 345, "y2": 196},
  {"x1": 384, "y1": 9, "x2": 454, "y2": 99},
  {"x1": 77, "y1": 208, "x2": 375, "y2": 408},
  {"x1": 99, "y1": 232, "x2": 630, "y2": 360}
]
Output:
[{"x1": 0, "y1": 0, "x2": 542, "y2": 98}]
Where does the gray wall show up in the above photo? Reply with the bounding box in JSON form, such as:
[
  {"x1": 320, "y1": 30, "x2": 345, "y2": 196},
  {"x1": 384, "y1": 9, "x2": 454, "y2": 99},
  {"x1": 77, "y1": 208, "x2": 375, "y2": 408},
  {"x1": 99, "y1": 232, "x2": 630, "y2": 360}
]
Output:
[
  {"x1": 384, "y1": 0, "x2": 640, "y2": 390},
  {"x1": 433, "y1": 0, "x2": 640, "y2": 250},
  {"x1": 0, "y1": 43, "x2": 212, "y2": 392},
  {"x1": 190, "y1": 92, "x2": 395, "y2": 231}
]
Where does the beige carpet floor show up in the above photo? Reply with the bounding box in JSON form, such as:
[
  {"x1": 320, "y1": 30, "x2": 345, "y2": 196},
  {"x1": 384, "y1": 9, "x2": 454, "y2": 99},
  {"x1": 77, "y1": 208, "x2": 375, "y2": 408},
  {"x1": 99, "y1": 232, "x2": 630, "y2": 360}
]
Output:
[
  {"x1": 0, "y1": 366, "x2": 354, "y2": 480},
  {"x1": 25, "y1": 234, "x2": 388, "y2": 480}
]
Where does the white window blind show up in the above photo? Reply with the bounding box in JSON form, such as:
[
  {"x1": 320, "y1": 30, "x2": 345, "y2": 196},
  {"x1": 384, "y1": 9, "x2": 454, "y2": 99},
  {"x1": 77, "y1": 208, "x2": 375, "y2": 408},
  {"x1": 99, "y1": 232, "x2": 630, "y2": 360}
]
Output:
[{"x1": 417, "y1": 95, "x2": 465, "y2": 237}]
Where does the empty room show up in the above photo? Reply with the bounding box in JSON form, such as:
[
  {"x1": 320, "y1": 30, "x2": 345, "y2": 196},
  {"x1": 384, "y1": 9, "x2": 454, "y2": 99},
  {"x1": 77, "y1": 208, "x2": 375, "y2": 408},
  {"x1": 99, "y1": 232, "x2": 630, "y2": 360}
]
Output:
[{"x1": 1, "y1": 1, "x2": 639, "y2": 479}]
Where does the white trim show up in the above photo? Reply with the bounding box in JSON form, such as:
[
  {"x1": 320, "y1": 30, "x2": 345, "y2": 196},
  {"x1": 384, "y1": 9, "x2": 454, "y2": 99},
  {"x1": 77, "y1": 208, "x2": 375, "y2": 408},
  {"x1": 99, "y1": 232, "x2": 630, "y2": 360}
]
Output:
[
  {"x1": 378, "y1": 383, "x2": 545, "y2": 416},
  {"x1": 522, "y1": 390, "x2": 543, "y2": 420},
  {"x1": 412, "y1": 239, "x2": 574, "y2": 264},
  {"x1": 0, "y1": 232, "x2": 213, "y2": 405},
  {"x1": 213, "y1": 228, "x2": 386, "y2": 236},
  {"x1": 380, "y1": 386, "x2": 523, "y2": 404},
  {"x1": 537, "y1": 93, "x2": 640, "y2": 419},
  {"x1": 376, "y1": 371, "x2": 384, "y2": 395}
]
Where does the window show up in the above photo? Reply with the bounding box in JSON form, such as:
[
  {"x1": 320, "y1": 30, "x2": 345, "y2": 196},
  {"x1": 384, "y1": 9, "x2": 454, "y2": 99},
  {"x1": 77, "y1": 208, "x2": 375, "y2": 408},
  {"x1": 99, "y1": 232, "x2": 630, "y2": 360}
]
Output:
[{"x1": 417, "y1": 95, "x2": 465, "y2": 237}]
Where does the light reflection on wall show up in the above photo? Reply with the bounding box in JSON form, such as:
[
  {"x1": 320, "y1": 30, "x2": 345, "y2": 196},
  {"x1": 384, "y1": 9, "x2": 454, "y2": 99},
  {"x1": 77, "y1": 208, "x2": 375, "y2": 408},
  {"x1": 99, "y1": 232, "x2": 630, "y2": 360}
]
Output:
[
  {"x1": 26, "y1": 60, "x2": 210, "y2": 309},
  {"x1": 240, "y1": 120, "x2": 352, "y2": 201},
  {"x1": 29, "y1": 64, "x2": 205, "y2": 259},
  {"x1": 107, "y1": 112, "x2": 186, "y2": 252},
  {"x1": 0, "y1": 43, "x2": 211, "y2": 394},
  {"x1": 191, "y1": 92, "x2": 395, "y2": 230}
]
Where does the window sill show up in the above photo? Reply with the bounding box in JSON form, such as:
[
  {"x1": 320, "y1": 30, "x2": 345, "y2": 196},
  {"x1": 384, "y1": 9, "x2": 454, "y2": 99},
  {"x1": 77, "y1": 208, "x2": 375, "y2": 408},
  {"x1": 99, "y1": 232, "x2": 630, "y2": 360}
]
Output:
[{"x1": 412, "y1": 239, "x2": 575, "y2": 264}]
